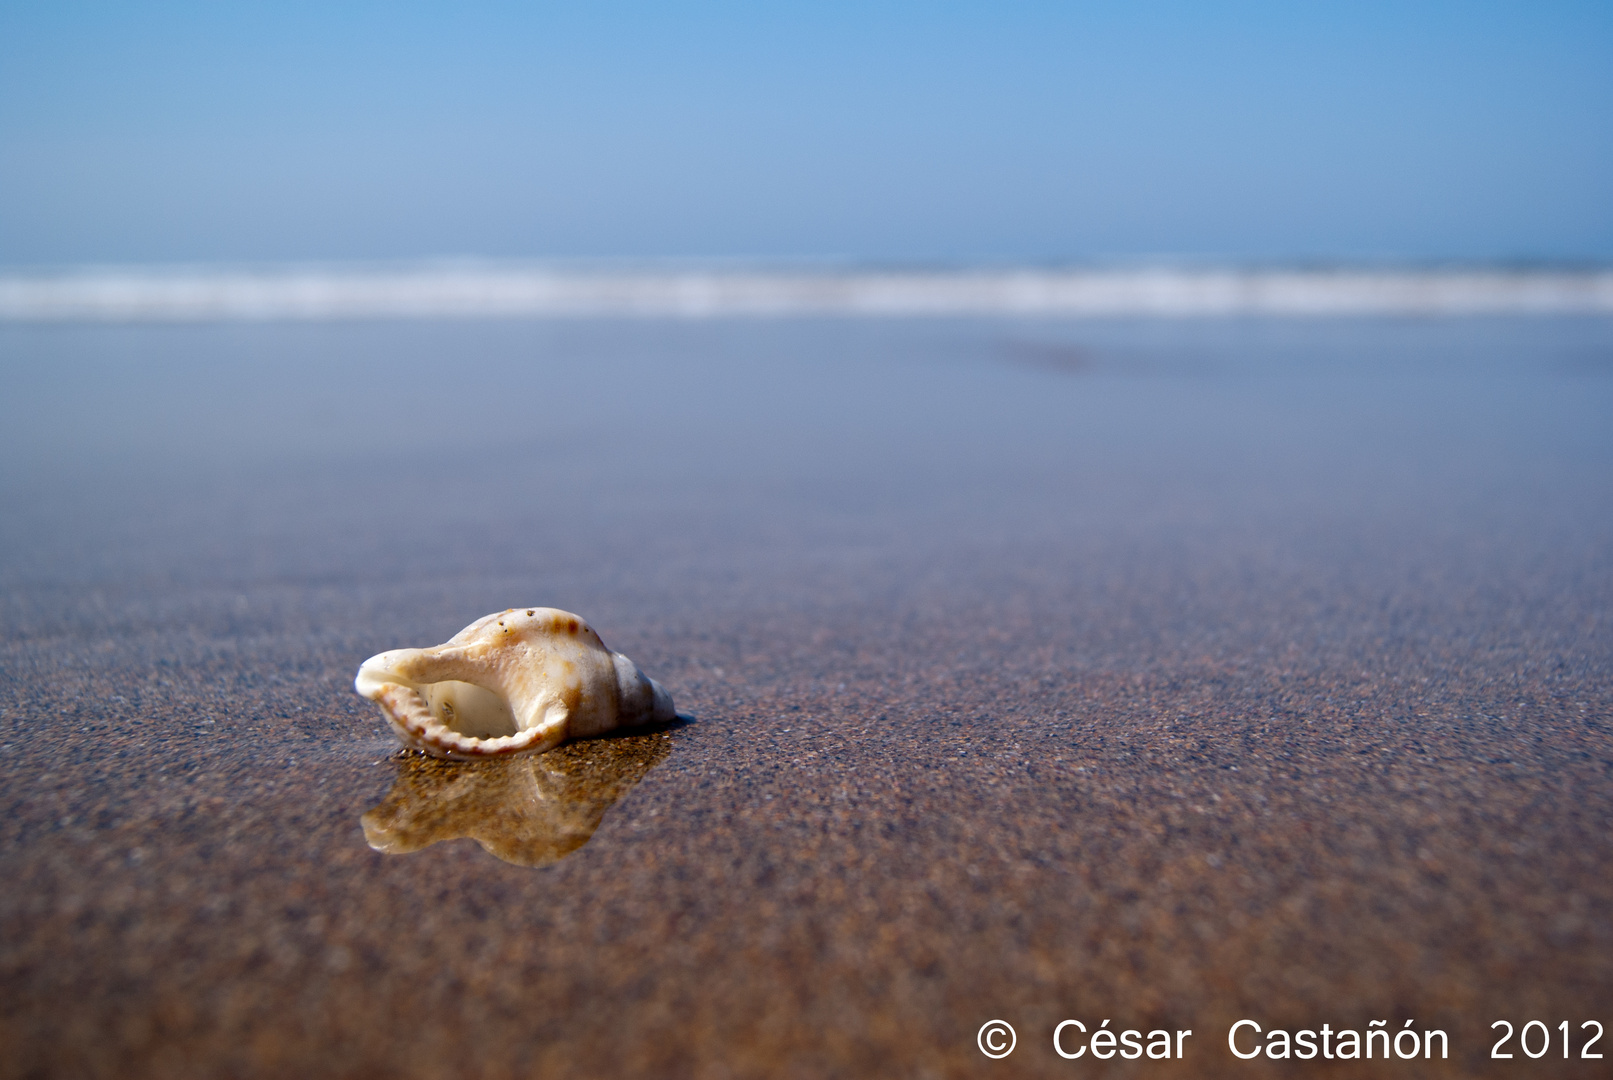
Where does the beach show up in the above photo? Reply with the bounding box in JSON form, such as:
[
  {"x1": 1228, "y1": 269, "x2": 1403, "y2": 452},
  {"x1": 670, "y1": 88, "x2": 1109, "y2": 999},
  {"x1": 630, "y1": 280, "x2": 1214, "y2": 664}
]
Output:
[{"x1": 2, "y1": 315, "x2": 1611, "y2": 1077}]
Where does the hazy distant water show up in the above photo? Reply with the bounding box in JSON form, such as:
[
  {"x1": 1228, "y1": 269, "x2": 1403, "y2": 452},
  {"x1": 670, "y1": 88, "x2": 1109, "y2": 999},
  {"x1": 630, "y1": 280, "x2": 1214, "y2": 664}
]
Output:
[{"x1": 2, "y1": 317, "x2": 1610, "y2": 620}]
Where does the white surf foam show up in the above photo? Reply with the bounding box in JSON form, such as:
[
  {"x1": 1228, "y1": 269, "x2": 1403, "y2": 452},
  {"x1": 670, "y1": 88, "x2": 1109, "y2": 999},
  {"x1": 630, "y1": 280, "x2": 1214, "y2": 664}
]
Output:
[{"x1": 3, "y1": 265, "x2": 1611, "y2": 321}]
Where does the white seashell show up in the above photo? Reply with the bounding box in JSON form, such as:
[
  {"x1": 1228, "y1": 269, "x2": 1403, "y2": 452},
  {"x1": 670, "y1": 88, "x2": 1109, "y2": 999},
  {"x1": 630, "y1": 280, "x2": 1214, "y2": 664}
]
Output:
[{"x1": 355, "y1": 608, "x2": 674, "y2": 759}]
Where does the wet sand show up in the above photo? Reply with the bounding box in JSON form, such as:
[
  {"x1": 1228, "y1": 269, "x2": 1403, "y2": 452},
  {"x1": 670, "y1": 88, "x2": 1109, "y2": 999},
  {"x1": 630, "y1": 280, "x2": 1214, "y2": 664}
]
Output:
[{"x1": 2, "y1": 318, "x2": 1611, "y2": 1077}]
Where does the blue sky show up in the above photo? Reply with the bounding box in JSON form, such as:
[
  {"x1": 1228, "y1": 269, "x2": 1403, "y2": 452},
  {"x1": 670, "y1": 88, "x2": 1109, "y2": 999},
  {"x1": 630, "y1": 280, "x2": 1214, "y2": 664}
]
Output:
[{"x1": 1, "y1": 1, "x2": 1610, "y2": 265}]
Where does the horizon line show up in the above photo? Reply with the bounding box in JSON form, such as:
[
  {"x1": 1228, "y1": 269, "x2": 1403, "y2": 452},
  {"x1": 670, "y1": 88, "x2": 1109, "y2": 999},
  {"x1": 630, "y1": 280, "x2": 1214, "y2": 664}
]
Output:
[{"x1": 4, "y1": 263, "x2": 1612, "y2": 321}]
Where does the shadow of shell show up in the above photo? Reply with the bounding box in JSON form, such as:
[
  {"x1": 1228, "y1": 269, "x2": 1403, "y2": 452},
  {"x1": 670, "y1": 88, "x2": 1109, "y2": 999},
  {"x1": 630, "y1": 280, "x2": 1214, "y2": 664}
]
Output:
[{"x1": 361, "y1": 730, "x2": 674, "y2": 867}]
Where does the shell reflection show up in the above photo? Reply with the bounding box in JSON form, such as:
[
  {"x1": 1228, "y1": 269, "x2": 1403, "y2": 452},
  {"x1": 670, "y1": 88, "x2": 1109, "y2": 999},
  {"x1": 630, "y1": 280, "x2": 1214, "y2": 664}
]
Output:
[{"x1": 361, "y1": 731, "x2": 673, "y2": 867}]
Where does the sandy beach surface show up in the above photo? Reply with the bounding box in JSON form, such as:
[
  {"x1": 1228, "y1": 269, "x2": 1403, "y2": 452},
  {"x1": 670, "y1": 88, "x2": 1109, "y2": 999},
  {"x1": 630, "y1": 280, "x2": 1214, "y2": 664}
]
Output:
[{"x1": 2, "y1": 317, "x2": 1611, "y2": 1077}]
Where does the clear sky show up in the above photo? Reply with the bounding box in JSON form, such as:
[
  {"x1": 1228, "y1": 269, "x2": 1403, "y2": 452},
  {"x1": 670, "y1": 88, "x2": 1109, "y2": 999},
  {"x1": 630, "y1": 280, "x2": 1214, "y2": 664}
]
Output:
[{"x1": 2, "y1": 1, "x2": 1610, "y2": 266}]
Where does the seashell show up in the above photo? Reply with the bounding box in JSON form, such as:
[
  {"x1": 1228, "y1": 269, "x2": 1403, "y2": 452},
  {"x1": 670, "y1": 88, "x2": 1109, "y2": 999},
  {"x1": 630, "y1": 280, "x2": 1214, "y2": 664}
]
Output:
[
  {"x1": 355, "y1": 608, "x2": 674, "y2": 759},
  {"x1": 361, "y1": 732, "x2": 673, "y2": 866}
]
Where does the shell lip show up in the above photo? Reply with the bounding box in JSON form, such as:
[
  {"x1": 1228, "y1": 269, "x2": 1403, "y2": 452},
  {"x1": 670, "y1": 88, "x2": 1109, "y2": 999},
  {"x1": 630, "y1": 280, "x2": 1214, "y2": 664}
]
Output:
[{"x1": 356, "y1": 657, "x2": 549, "y2": 760}]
